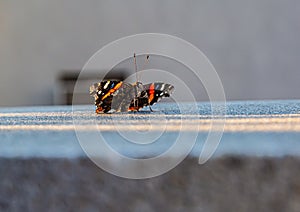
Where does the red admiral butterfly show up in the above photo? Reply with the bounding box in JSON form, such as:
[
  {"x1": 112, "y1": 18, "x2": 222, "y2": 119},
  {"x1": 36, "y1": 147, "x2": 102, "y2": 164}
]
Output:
[{"x1": 89, "y1": 54, "x2": 174, "y2": 113}]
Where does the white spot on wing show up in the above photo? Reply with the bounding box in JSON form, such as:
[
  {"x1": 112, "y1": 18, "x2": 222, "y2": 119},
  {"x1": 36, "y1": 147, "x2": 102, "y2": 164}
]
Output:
[{"x1": 103, "y1": 81, "x2": 110, "y2": 89}]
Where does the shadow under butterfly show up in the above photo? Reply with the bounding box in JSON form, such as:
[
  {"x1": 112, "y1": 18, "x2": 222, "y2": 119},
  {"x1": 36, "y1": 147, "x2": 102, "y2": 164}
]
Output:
[{"x1": 89, "y1": 54, "x2": 174, "y2": 113}]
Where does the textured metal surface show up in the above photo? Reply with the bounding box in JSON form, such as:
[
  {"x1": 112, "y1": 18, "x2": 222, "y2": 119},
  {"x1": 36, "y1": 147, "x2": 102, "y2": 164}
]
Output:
[{"x1": 0, "y1": 100, "x2": 300, "y2": 158}]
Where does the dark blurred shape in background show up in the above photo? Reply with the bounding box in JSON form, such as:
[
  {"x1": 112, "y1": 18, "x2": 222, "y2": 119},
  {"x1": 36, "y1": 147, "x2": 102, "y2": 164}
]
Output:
[
  {"x1": 0, "y1": 0, "x2": 300, "y2": 106},
  {"x1": 55, "y1": 69, "x2": 128, "y2": 105}
]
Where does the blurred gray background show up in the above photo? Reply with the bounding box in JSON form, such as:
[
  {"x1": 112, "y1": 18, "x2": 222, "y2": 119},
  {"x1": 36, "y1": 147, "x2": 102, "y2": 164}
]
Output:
[{"x1": 0, "y1": 0, "x2": 299, "y2": 106}]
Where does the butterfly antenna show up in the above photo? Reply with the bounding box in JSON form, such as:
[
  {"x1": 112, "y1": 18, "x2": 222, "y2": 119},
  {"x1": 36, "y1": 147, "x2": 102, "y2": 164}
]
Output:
[
  {"x1": 133, "y1": 53, "x2": 138, "y2": 109},
  {"x1": 133, "y1": 53, "x2": 138, "y2": 83},
  {"x1": 140, "y1": 55, "x2": 149, "y2": 82},
  {"x1": 133, "y1": 54, "x2": 149, "y2": 111}
]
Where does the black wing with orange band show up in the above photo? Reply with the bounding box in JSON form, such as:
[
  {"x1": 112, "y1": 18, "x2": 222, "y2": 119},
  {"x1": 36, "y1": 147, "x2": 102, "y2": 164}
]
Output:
[
  {"x1": 90, "y1": 80, "x2": 135, "y2": 113},
  {"x1": 143, "y1": 82, "x2": 174, "y2": 105},
  {"x1": 128, "y1": 82, "x2": 175, "y2": 111}
]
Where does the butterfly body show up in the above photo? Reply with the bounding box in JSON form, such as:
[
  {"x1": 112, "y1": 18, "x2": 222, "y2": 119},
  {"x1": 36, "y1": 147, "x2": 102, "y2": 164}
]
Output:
[{"x1": 90, "y1": 80, "x2": 174, "y2": 113}]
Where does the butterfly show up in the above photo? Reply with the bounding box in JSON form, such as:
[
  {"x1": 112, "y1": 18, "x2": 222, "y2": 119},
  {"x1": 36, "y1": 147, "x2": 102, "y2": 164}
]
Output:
[
  {"x1": 89, "y1": 81, "x2": 174, "y2": 113},
  {"x1": 89, "y1": 54, "x2": 174, "y2": 113}
]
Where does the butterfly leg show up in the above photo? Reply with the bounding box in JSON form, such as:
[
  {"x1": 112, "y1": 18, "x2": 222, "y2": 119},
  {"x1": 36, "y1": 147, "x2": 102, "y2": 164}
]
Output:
[{"x1": 149, "y1": 105, "x2": 153, "y2": 112}]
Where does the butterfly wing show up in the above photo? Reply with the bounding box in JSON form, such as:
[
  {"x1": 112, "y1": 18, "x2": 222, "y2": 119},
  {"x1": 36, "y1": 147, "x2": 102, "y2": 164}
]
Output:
[
  {"x1": 110, "y1": 82, "x2": 136, "y2": 112},
  {"x1": 143, "y1": 82, "x2": 174, "y2": 105},
  {"x1": 90, "y1": 80, "x2": 135, "y2": 113},
  {"x1": 128, "y1": 82, "x2": 174, "y2": 111},
  {"x1": 128, "y1": 90, "x2": 149, "y2": 111}
]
